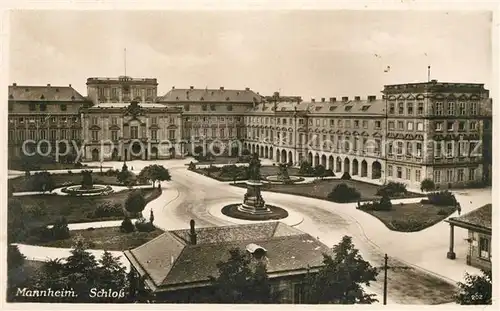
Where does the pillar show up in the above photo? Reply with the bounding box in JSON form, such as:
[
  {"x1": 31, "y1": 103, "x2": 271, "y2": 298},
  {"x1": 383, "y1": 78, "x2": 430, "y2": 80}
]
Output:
[{"x1": 447, "y1": 224, "x2": 456, "y2": 259}]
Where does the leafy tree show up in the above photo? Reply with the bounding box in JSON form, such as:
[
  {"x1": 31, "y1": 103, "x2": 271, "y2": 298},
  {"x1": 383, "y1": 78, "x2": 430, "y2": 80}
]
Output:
[
  {"x1": 7, "y1": 199, "x2": 27, "y2": 243},
  {"x1": 194, "y1": 145, "x2": 204, "y2": 155},
  {"x1": 314, "y1": 165, "x2": 326, "y2": 179},
  {"x1": 117, "y1": 164, "x2": 136, "y2": 186},
  {"x1": 299, "y1": 161, "x2": 315, "y2": 175},
  {"x1": 377, "y1": 194, "x2": 392, "y2": 211},
  {"x1": 242, "y1": 148, "x2": 251, "y2": 156},
  {"x1": 98, "y1": 251, "x2": 128, "y2": 291},
  {"x1": 209, "y1": 248, "x2": 277, "y2": 303},
  {"x1": 420, "y1": 178, "x2": 436, "y2": 192},
  {"x1": 120, "y1": 216, "x2": 135, "y2": 233},
  {"x1": 377, "y1": 182, "x2": 407, "y2": 197},
  {"x1": 51, "y1": 217, "x2": 70, "y2": 240},
  {"x1": 327, "y1": 183, "x2": 361, "y2": 203},
  {"x1": 304, "y1": 236, "x2": 378, "y2": 304},
  {"x1": 138, "y1": 165, "x2": 171, "y2": 188},
  {"x1": 455, "y1": 269, "x2": 492, "y2": 305},
  {"x1": 7, "y1": 244, "x2": 25, "y2": 270},
  {"x1": 29, "y1": 171, "x2": 55, "y2": 193},
  {"x1": 125, "y1": 190, "x2": 147, "y2": 215},
  {"x1": 188, "y1": 161, "x2": 196, "y2": 170}
]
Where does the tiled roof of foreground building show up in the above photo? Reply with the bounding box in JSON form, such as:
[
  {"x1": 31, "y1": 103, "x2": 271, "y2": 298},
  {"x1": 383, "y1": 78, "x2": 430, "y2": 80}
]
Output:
[
  {"x1": 124, "y1": 222, "x2": 330, "y2": 292},
  {"x1": 447, "y1": 204, "x2": 492, "y2": 233},
  {"x1": 158, "y1": 87, "x2": 263, "y2": 103},
  {"x1": 8, "y1": 84, "x2": 87, "y2": 101}
]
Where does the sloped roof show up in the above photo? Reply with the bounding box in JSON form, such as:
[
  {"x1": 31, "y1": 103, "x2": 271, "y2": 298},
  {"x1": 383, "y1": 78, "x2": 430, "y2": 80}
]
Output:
[
  {"x1": 9, "y1": 85, "x2": 87, "y2": 102},
  {"x1": 247, "y1": 99, "x2": 385, "y2": 115},
  {"x1": 125, "y1": 222, "x2": 330, "y2": 291},
  {"x1": 158, "y1": 88, "x2": 262, "y2": 103},
  {"x1": 91, "y1": 102, "x2": 167, "y2": 109},
  {"x1": 447, "y1": 204, "x2": 491, "y2": 233}
]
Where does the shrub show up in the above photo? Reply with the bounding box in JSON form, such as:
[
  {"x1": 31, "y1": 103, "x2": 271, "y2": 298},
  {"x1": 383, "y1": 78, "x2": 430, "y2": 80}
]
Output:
[
  {"x1": 92, "y1": 202, "x2": 124, "y2": 218},
  {"x1": 327, "y1": 183, "x2": 361, "y2": 203},
  {"x1": 125, "y1": 190, "x2": 147, "y2": 214},
  {"x1": 51, "y1": 217, "x2": 70, "y2": 240},
  {"x1": 7, "y1": 244, "x2": 25, "y2": 270},
  {"x1": 377, "y1": 182, "x2": 407, "y2": 197},
  {"x1": 299, "y1": 161, "x2": 315, "y2": 176},
  {"x1": 427, "y1": 190, "x2": 457, "y2": 207},
  {"x1": 74, "y1": 162, "x2": 83, "y2": 168},
  {"x1": 323, "y1": 169, "x2": 335, "y2": 178},
  {"x1": 340, "y1": 172, "x2": 351, "y2": 180},
  {"x1": 135, "y1": 218, "x2": 155, "y2": 232},
  {"x1": 67, "y1": 170, "x2": 73, "y2": 175},
  {"x1": 377, "y1": 195, "x2": 393, "y2": 211},
  {"x1": 420, "y1": 178, "x2": 436, "y2": 192},
  {"x1": 120, "y1": 217, "x2": 135, "y2": 233},
  {"x1": 25, "y1": 202, "x2": 48, "y2": 217},
  {"x1": 188, "y1": 162, "x2": 196, "y2": 170}
]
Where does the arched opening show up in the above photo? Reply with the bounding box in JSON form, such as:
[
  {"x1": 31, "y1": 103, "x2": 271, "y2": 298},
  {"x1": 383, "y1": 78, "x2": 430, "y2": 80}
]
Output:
[
  {"x1": 352, "y1": 159, "x2": 359, "y2": 176},
  {"x1": 260, "y1": 146, "x2": 264, "y2": 158},
  {"x1": 276, "y1": 149, "x2": 281, "y2": 163},
  {"x1": 308, "y1": 152, "x2": 313, "y2": 164},
  {"x1": 151, "y1": 147, "x2": 159, "y2": 160},
  {"x1": 361, "y1": 160, "x2": 368, "y2": 177},
  {"x1": 111, "y1": 148, "x2": 119, "y2": 161},
  {"x1": 321, "y1": 154, "x2": 327, "y2": 167},
  {"x1": 269, "y1": 147, "x2": 273, "y2": 160},
  {"x1": 336, "y1": 157, "x2": 342, "y2": 172},
  {"x1": 314, "y1": 154, "x2": 320, "y2": 167},
  {"x1": 91, "y1": 149, "x2": 99, "y2": 161},
  {"x1": 265, "y1": 146, "x2": 269, "y2": 158},
  {"x1": 372, "y1": 161, "x2": 382, "y2": 179},
  {"x1": 344, "y1": 158, "x2": 350, "y2": 173},
  {"x1": 328, "y1": 155, "x2": 334, "y2": 170},
  {"x1": 281, "y1": 149, "x2": 287, "y2": 163},
  {"x1": 288, "y1": 151, "x2": 293, "y2": 165}
]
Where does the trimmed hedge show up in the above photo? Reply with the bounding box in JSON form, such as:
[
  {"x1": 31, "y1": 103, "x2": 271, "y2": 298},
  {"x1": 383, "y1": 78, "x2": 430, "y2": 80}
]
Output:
[{"x1": 327, "y1": 183, "x2": 361, "y2": 203}]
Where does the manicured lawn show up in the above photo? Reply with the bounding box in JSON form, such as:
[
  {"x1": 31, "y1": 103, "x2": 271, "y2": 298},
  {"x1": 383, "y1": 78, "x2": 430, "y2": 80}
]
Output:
[
  {"x1": 192, "y1": 165, "x2": 309, "y2": 182},
  {"x1": 39, "y1": 226, "x2": 164, "y2": 251},
  {"x1": 194, "y1": 156, "x2": 246, "y2": 165},
  {"x1": 9, "y1": 172, "x2": 149, "y2": 193},
  {"x1": 9, "y1": 187, "x2": 161, "y2": 226},
  {"x1": 360, "y1": 203, "x2": 456, "y2": 232},
  {"x1": 233, "y1": 178, "x2": 422, "y2": 202}
]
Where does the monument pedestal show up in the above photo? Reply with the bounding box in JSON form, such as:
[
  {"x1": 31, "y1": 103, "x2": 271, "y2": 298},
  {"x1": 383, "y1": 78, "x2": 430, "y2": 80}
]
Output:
[{"x1": 237, "y1": 180, "x2": 272, "y2": 215}]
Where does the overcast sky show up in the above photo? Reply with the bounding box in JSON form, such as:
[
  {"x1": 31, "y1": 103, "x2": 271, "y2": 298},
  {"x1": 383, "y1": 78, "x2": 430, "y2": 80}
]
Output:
[{"x1": 9, "y1": 10, "x2": 492, "y2": 99}]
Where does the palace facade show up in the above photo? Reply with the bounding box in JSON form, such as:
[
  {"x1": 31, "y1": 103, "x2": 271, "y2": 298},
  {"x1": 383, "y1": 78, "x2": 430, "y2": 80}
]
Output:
[{"x1": 7, "y1": 76, "x2": 492, "y2": 189}]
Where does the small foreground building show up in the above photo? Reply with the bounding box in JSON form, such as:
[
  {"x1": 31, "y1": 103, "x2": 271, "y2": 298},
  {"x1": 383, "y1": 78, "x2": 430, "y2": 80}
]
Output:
[
  {"x1": 445, "y1": 204, "x2": 491, "y2": 270},
  {"x1": 124, "y1": 221, "x2": 331, "y2": 303}
]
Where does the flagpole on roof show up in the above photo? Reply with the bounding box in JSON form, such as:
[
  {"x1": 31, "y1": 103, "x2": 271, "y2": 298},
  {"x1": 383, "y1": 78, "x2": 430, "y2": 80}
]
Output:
[{"x1": 427, "y1": 65, "x2": 431, "y2": 82}]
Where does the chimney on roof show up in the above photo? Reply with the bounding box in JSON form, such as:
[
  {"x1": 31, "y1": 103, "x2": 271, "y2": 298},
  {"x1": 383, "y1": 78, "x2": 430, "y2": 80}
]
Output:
[
  {"x1": 245, "y1": 87, "x2": 250, "y2": 91},
  {"x1": 47, "y1": 83, "x2": 51, "y2": 87},
  {"x1": 431, "y1": 79, "x2": 438, "y2": 83},
  {"x1": 189, "y1": 219, "x2": 197, "y2": 245},
  {"x1": 342, "y1": 96, "x2": 349, "y2": 102},
  {"x1": 311, "y1": 98, "x2": 315, "y2": 103},
  {"x1": 321, "y1": 98, "x2": 325, "y2": 102},
  {"x1": 354, "y1": 96, "x2": 361, "y2": 101},
  {"x1": 190, "y1": 86, "x2": 194, "y2": 90},
  {"x1": 329, "y1": 97, "x2": 336, "y2": 103},
  {"x1": 172, "y1": 86, "x2": 175, "y2": 90},
  {"x1": 220, "y1": 86, "x2": 224, "y2": 91},
  {"x1": 69, "y1": 84, "x2": 71, "y2": 87},
  {"x1": 368, "y1": 95, "x2": 376, "y2": 101},
  {"x1": 12, "y1": 83, "x2": 16, "y2": 86}
]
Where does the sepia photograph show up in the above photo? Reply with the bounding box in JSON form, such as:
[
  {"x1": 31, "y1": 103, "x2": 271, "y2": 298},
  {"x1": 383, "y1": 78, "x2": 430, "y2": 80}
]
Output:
[{"x1": 3, "y1": 4, "x2": 495, "y2": 307}]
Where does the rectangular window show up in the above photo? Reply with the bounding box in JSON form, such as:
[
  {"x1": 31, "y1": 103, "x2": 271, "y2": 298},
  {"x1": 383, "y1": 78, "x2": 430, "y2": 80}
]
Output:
[
  {"x1": 345, "y1": 120, "x2": 351, "y2": 128},
  {"x1": 434, "y1": 170, "x2": 441, "y2": 183},
  {"x1": 446, "y1": 169, "x2": 453, "y2": 182},
  {"x1": 416, "y1": 142, "x2": 422, "y2": 157},
  {"x1": 354, "y1": 120, "x2": 359, "y2": 128},
  {"x1": 8, "y1": 130, "x2": 14, "y2": 142},
  {"x1": 338, "y1": 120, "x2": 343, "y2": 128},
  {"x1": 220, "y1": 128, "x2": 224, "y2": 138},
  {"x1": 415, "y1": 169, "x2": 421, "y2": 182},
  {"x1": 470, "y1": 121, "x2": 477, "y2": 131},
  {"x1": 167, "y1": 130, "x2": 175, "y2": 140},
  {"x1": 435, "y1": 122, "x2": 443, "y2": 131},
  {"x1": 211, "y1": 128, "x2": 216, "y2": 138},
  {"x1": 91, "y1": 117, "x2": 98, "y2": 125},
  {"x1": 388, "y1": 165, "x2": 393, "y2": 177},
  {"x1": 417, "y1": 122, "x2": 423, "y2": 131},
  {"x1": 61, "y1": 129, "x2": 68, "y2": 140},
  {"x1": 406, "y1": 142, "x2": 413, "y2": 156},
  {"x1": 151, "y1": 117, "x2": 157, "y2": 125},
  {"x1": 435, "y1": 142, "x2": 442, "y2": 157},
  {"x1": 397, "y1": 142, "x2": 403, "y2": 155},
  {"x1": 28, "y1": 130, "x2": 36, "y2": 140},
  {"x1": 398, "y1": 102, "x2": 404, "y2": 114},
  {"x1": 397, "y1": 167, "x2": 402, "y2": 178},
  {"x1": 362, "y1": 120, "x2": 368, "y2": 128},
  {"x1": 112, "y1": 117, "x2": 118, "y2": 125},
  {"x1": 447, "y1": 121, "x2": 454, "y2": 132},
  {"x1": 458, "y1": 121, "x2": 466, "y2": 131},
  {"x1": 389, "y1": 103, "x2": 395, "y2": 114},
  {"x1": 50, "y1": 130, "x2": 56, "y2": 140},
  {"x1": 388, "y1": 121, "x2": 395, "y2": 130},
  {"x1": 435, "y1": 102, "x2": 443, "y2": 115},
  {"x1": 130, "y1": 126, "x2": 138, "y2": 139},
  {"x1": 479, "y1": 237, "x2": 490, "y2": 260},
  {"x1": 418, "y1": 102, "x2": 424, "y2": 115},
  {"x1": 458, "y1": 169, "x2": 464, "y2": 182},
  {"x1": 406, "y1": 168, "x2": 411, "y2": 180},
  {"x1": 458, "y1": 102, "x2": 466, "y2": 115},
  {"x1": 446, "y1": 142, "x2": 453, "y2": 157},
  {"x1": 60, "y1": 104, "x2": 67, "y2": 111},
  {"x1": 29, "y1": 103, "x2": 36, "y2": 111},
  {"x1": 458, "y1": 141, "x2": 466, "y2": 157},
  {"x1": 470, "y1": 102, "x2": 478, "y2": 115},
  {"x1": 388, "y1": 143, "x2": 393, "y2": 155},
  {"x1": 299, "y1": 119, "x2": 305, "y2": 125},
  {"x1": 469, "y1": 168, "x2": 476, "y2": 181},
  {"x1": 111, "y1": 130, "x2": 118, "y2": 141},
  {"x1": 375, "y1": 121, "x2": 381, "y2": 129},
  {"x1": 210, "y1": 104, "x2": 216, "y2": 111},
  {"x1": 151, "y1": 130, "x2": 157, "y2": 140},
  {"x1": 407, "y1": 122, "x2": 414, "y2": 131},
  {"x1": 39, "y1": 130, "x2": 47, "y2": 140},
  {"x1": 19, "y1": 131, "x2": 25, "y2": 141},
  {"x1": 407, "y1": 103, "x2": 413, "y2": 115},
  {"x1": 40, "y1": 103, "x2": 47, "y2": 111},
  {"x1": 111, "y1": 87, "x2": 118, "y2": 98},
  {"x1": 91, "y1": 130, "x2": 99, "y2": 141},
  {"x1": 397, "y1": 121, "x2": 404, "y2": 130},
  {"x1": 447, "y1": 102, "x2": 455, "y2": 115}
]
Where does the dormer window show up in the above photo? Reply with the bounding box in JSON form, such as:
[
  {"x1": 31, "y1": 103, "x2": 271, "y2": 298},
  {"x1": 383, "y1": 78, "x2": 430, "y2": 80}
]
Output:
[
  {"x1": 361, "y1": 105, "x2": 370, "y2": 111},
  {"x1": 329, "y1": 106, "x2": 337, "y2": 111},
  {"x1": 71, "y1": 95, "x2": 75, "y2": 100},
  {"x1": 55, "y1": 88, "x2": 59, "y2": 92},
  {"x1": 345, "y1": 106, "x2": 352, "y2": 111},
  {"x1": 226, "y1": 97, "x2": 230, "y2": 101},
  {"x1": 246, "y1": 244, "x2": 267, "y2": 260},
  {"x1": 40, "y1": 95, "x2": 45, "y2": 100},
  {"x1": 60, "y1": 104, "x2": 67, "y2": 111}
]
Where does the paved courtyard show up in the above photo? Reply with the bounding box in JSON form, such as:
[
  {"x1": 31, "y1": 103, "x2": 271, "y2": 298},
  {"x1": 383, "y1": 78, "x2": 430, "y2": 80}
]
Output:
[{"x1": 10, "y1": 157, "x2": 491, "y2": 304}]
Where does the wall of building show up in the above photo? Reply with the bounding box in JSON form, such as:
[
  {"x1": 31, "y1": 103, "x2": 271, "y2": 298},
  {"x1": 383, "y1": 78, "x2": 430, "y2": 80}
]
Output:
[{"x1": 467, "y1": 230, "x2": 492, "y2": 271}]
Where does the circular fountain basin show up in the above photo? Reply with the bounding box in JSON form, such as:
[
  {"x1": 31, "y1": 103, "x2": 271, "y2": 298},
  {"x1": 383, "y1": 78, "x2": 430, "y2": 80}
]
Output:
[
  {"x1": 60, "y1": 184, "x2": 114, "y2": 196},
  {"x1": 222, "y1": 203, "x2": 288, "y2": 221},
  {"x1": 264, "y1": 175, "x2": 305, "y2": 184}
]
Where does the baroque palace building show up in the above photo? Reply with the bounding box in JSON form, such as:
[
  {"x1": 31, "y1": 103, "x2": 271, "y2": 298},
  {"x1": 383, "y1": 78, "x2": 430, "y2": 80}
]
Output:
[{"x1": 7, "y1": 77, "x2": 492, "y2": 189}]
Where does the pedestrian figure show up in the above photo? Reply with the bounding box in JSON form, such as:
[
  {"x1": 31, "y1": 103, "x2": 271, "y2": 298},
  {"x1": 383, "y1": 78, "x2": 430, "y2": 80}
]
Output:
[{"x1": 457, "y1": 203, "x2": 462, "y2": 216}]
